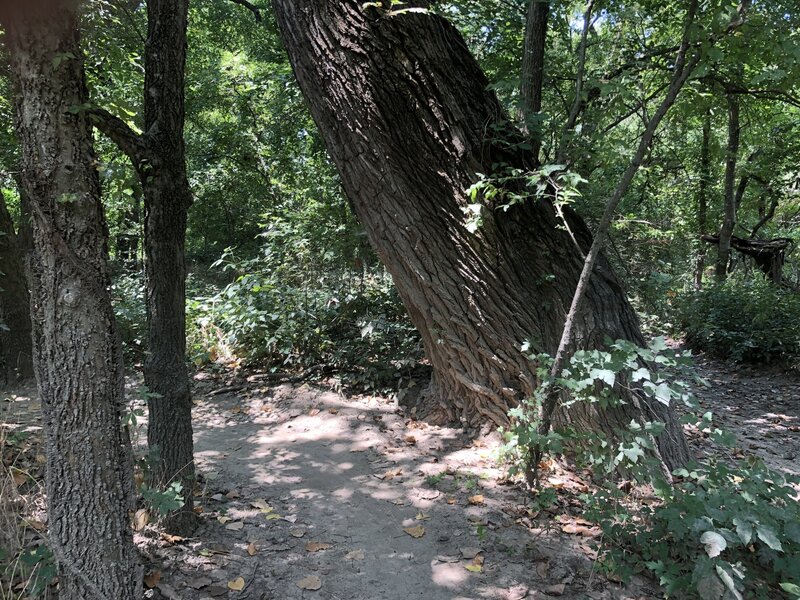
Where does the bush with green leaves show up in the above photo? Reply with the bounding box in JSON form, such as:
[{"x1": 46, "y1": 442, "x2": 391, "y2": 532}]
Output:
[
  {"x1": 677, "y1": 277, "x2": 800, "y2": 364},
  {"x1": 187, "y1": 248, "x2": 423, "y2": 392},
  {"x1": 499, "y1": 337, "x2": 800, "y2": 599}
]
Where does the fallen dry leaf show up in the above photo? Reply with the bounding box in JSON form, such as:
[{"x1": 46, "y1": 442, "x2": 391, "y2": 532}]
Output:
[
  {"x1": 535, "y1": 561, "x2": 549, "y2": 578},
  {"x1": 143, "y1": 570, "x2": 161, "y2": 589},
  {"x1": 465, "y1": 564, "x2": 482, "y2": 573},
  {"x1": 228, "y1": 577, "x2": 245, "y2": 591},
  {"x1": 468, "y1": 494, "x2": 485, "y2": 505},
  {"x1": 415, "y1": 512, "x2": 430, "y2": 521},
  {"x1": 296, "y1": 575, "x2": 322, "y2": 591},
  {"x1": 265, "y1": 513, "x2": 282, "y2": 520},
  {"x1": 308, "y1": 408, "x2": 320, "y2": 416},
  {"x1": 289, "y1": 527, "x2": 306, "y2": 538},
  {"x1": 217, "y1": 515, "x2": 231, "y2": 524},
  {"x1": 160, "y1": 533, "x2": 184, "y2": 544},
  {"x1": 376, "y1": 468, "x2": 403, "y2": 481},
  {"x1": 345, "y1": 549, "x2": 365, "y2": 560},
  {"x1": 403, "y1": 525, "x2": 425, "y2": 538},
  {"x1": 246, "y1": 542, "x2": 257, "y2": 556},
  {"x1": 133, "y1": 508, "x2": 149, "y2": 531},
  {"x1": 250, "y1": 498, "x2": 271, "y2": 510},
  {"x1": 225, "y1": 521, "x2": 244, "y2": 531},
  {"x1": 305, "y1": 541, "x2": 332, "y2": 552},
  {"x1": 328, "y1": 408, "x2": 338, "y2": 414},
  {"x1": 447, "y1": 497, "x2": 456, "y2": 505},
  {"x1": 545, "y1": 583, "x2": 566, "y2": 596},
  {"x1": 405, "y1": 435, "x2": 416, "y2": 445}
]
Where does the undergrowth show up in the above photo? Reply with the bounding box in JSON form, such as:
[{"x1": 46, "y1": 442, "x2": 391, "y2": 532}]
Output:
[
  {"x1": 676, "y1": 277, "x2": 800, "y2": 365},
  {"x1": 499, "y1": 337, "x2": 800, "y2": 599}
]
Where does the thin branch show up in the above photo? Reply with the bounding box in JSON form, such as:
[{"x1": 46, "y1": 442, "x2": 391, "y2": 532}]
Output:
[
  {"x1": 228, "y1": 0, "x2": 263, "y2": 21},
  {"x1": 556, "y1": 0, "x2": 594, "y2": 164}
]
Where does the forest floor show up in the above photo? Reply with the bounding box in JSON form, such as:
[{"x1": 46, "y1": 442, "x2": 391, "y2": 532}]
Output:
[{"x1": 1, "y1": 351, "x2": 798, "y2": 600}]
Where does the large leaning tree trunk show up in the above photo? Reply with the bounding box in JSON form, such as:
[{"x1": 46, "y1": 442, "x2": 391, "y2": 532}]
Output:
[
  {"x1": 0, "y1": 1, "x2": 141, "y2": 598},
  {"x1": 90, "y1": 0, "x2": 196, "y2": 533},
  {"x1": 271, "y1": 0, "x2": 690, "y2": 470},
  {"x1": 0, "y1": 190, "x2": 33, "y2": 384}
]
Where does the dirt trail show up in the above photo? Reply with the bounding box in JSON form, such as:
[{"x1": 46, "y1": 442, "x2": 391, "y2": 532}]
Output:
[
  {"x1": 166, "y1": 377, "x2": 637, "y2": 600},
  {"x1": 3, "y1": 352, "x2": 798, "y2": 600}
]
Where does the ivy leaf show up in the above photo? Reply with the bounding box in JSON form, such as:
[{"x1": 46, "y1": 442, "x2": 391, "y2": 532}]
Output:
[{"x1": 631, "y1": 367, "x2": 650, "y2": 382}]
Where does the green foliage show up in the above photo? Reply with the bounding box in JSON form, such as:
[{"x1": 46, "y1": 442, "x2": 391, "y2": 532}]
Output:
[
  {"x1": 111, "y1": 272, "x2": 147, "y2": 361},
  {"x1": 140, "y1": 481, "x2": 185, "y2": 516},
  {"x1": 677, "y1": 277, "x2": 800, "y2": 364},
  {"x1": 499, "y1": 337, "x2": 698, "y2": 481},
  {"x1": 499, "y1": 338, "x2": 800, "y2": 598},
  {"x1": 17, "y1": 545, "x2": 56, "y2": 598},
  {"x1": 588, "y1": 459, "x2": 800, "y2": 599},
  {"x1": 188, "y1": 247, "x2": 423, "y2": 392}
]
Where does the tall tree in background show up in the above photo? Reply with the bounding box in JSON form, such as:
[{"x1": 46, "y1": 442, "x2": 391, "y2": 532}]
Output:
[
  {"x1": 91, "y1": 0, "x2": 196, "y2": 533},
  {"x1": 271, "y1": 0, "x2": 690, "y2": 470},
  {"x1": 0, "y1": 0, "x2": 141, "y2": 597},
  {"x1": 0, "y1": 189, "x2": 33, "y2": 383},
  {"x1": 519, "y1": 0, "x2": 549, "y2": 160}
]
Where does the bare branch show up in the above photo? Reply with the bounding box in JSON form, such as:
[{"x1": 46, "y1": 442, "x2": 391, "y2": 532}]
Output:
[{"x1": 228, "y1": 0, "x2": 263, "y2": 21}]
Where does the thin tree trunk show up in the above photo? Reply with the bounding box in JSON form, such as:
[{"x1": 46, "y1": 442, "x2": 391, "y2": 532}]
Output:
[
  {"x1": 0, "y1": 190, "x2": 33, "y2": 384},
  {"x1": 271, "y1": 0, "x2": 690, "y2": 471},
  {"x1": 89, "y1": 0, "x2": 196, "y2": 534},
  {"x1": 694, "y1": 110, "x2": 711, "y2": 289},
  {"x1": 1, "y1": 1, "x2": 141, "y2": 598},
  {"x1": 716, "y1": 91, "x2": 740, "y2": 281},
  {"x1": 141, "y1": 0, "x2": 196, "y2": 534},
  {"x1": 520, "y1": 0, "x2": 549, "y2": 161}
]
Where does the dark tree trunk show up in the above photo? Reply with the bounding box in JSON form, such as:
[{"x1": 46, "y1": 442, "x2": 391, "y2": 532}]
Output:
[
  {"x1": 520, "y1": 0, "x2": 549, "y2": 160},
  {"x1": 271, "y1": 0, "x2": 690, "y2": 469},
  {"x1": 694, "y1": 110, "x2": 711, "y2": 289},
  {"x1": 89, "y1": 0, "x2": 196, "y2": 533},
  {"x1": 141, "y1": 0, "x2": 196, "y2": 534},
  {"x1": 0, "y1": 191, "x2": 33, "y2": 384},
  {"x1": 1, "y1": 1, "x2": 141, "y2": 598},
  {"x1": 716, "y1": 91, "x2": 739, "y2": 281}
]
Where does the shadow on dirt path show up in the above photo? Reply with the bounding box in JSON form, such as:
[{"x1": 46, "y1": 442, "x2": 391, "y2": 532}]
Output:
[{"x1": 142, "y1": 378, "x2": 652, "y2": 600}]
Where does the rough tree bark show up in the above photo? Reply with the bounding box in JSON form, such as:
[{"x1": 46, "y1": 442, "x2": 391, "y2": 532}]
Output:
[
  {"x1": 90, "y1": 0, "x2": 196, "y2": 533},
  {"x1": 520, "y1": 0, "x2": 549, "y2": 160},
  {"x1": 0, "y1": 190, "x2": 33, "y2": 384},
  {"x1": 0, "y1": 1, "x2": 141, "y2": 598},
  {"x1": 716, "y1": 90, "x2": 740, "y2": 281},
  {"x1": 271, "y1": 0, "x2": 690, "y2": 470}
]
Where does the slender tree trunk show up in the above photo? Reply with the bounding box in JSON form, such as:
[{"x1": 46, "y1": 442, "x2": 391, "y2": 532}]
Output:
[
  {"x1": 89, "y1": 0, "x2": 196, "y2": 533},
  {"x1": 694, "y1": 110, "x2": 711, "y2": 289},
  {"x1": 141, "y1": 0, "x2": 196, "y2": 534},
  {"x1": 716, "y1": 91, "x2": 739, "y2": 281},
  {"x1": 520, "y1": 0, "x2": 549, "y2": 161},
  {"x1": 0, "y1": 191, "x2": 33, "y2": 384},
  {"x1": 1, "y1": 1, "x2": 141, "y2": 598},
  {"x1": 271, "y1": 0, "x2": 690, "y2": 470}
]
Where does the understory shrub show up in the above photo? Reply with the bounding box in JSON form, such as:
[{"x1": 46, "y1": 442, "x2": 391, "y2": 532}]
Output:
[
  {"x1": 187, "y1": 249, "x2": 423, "y2": 392},
  {"x1": 499, "y1": 338, "x2": 800, "y2": 599},
  {"x1": 677, "y1": 277, "x2": 800, "y2": 364}
]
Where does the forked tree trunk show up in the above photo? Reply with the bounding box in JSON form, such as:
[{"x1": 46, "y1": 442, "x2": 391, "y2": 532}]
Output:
[
  {"x1": 0, "y1": 191, "x2": 33, "y2": 384},
  {"x1": 271, "y1": 0, "x2": 690, "y2": 469},
  {"x1": 1, "y1": 1, "x2": 141, "y2": 598}
]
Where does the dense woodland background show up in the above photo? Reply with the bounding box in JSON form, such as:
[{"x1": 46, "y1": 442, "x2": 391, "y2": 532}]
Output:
[{"x1": 0, "y1": 0, "x2": 799, "y2": 599}]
